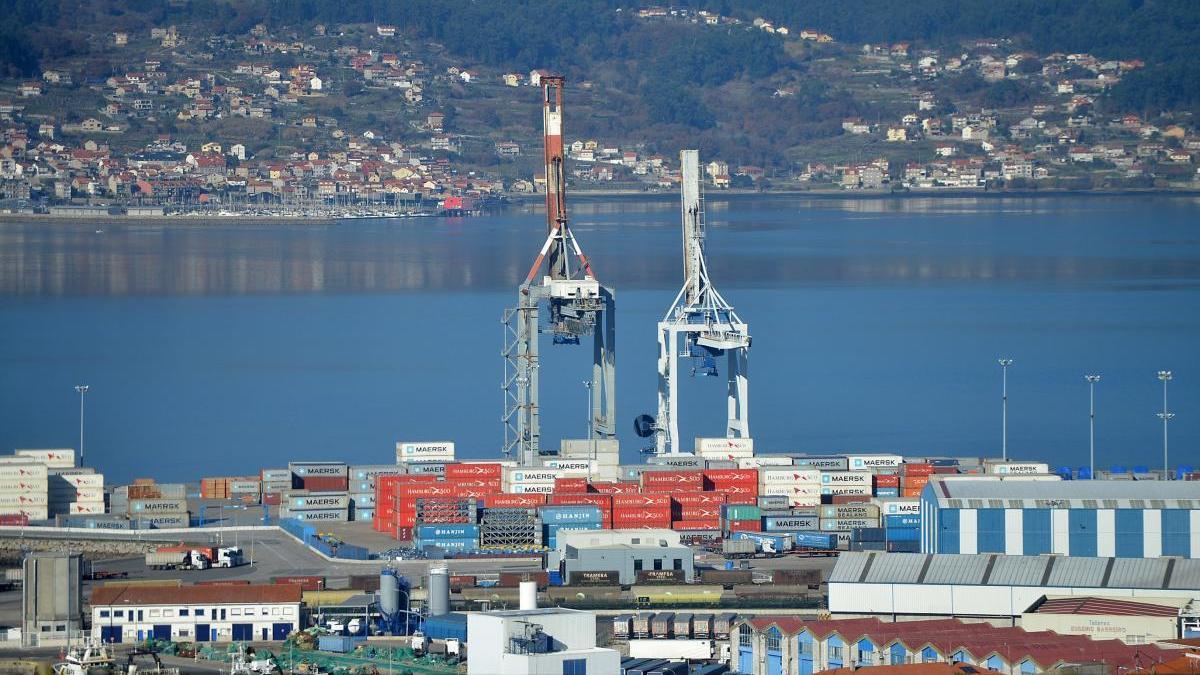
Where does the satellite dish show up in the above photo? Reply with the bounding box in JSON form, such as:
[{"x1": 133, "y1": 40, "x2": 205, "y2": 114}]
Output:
[{"x1": 633, "y1": 414, "x2": 656, "y2": 438}]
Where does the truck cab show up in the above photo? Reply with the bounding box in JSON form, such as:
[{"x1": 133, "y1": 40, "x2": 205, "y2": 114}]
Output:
[{"x1": 214, "y1": 546, "x2": 244, "y2": 568}]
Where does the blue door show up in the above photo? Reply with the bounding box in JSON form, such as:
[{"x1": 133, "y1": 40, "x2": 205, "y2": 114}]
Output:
[
  {"x1": 272, "y1": 623, "x2": 293, "y2": 640},
  {"x1": 261, "y1": 627, "x2": 269, "y2": 641},
  {"x1": 195, "y1": 624, "x2": 210, "y2": 642},
  {"x1": 232, "y1": 623, "x2": 254, "y2": 641},
  {"x1": 738, "y1": 647, "x2": 754, "y2": 673},
  {"x1": 136, "y1": 630, "x2": 144, "y2": 641},
  {"x1": 152, "y1": 625, "x2": 171, "y2": 640},
  {"x1": 100, "y1": 626, "x2": 122, "y2": 643}
]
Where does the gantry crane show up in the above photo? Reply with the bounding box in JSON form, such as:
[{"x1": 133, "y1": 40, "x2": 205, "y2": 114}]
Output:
[
  {"x1": 647, "y1": 149, "x2": 751, "y2": 455},
  {"x1": 503, "y1": 76, "x2": 616, "y2": 466}
]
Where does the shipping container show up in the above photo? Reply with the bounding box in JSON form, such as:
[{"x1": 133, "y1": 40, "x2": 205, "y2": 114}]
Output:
[
  {"x1": 486, "y1": 493, "x2": 547, "y2": 508},
  {"x1": 771, "y1": 568, "x2": 822, "y2": 585},
  {"x1": 449, "y1": 575, "x2": 476, "y2": 589},
  {"x1": 289, "y1": 462, "x2": 348, "y2": 479},
  {"x1": 873, "y1": 474, "x2": 900, "y2": 488},
  {"x1": 613, "y1": 614, "x2": 633, "y2": 639},
  {"x1": 539, "y1": 505, "x2": 601, "y2": 525},
  {"x1": 763, "y1": 516, "x2": 818, "y2": 531},
  {"x1": 884, "y1": 514, "x2": 921, "y2": 528},
  {"x1": 698, "y1": 569, "x2": 753, "y2": 585},
  {"x1": 695, "y1": 437, "x2": 754, "y2": 456},
  {"x1": 498, "y1": 571, "x2": 549, "y2": 589},
  {"x1": 287, "y1": 509, "x2": 349, "y2": 523},
  {"x1": 819, "y1": 504, "x2": 879, "y2": 520},
  {"x1": 758, "y1": 469, "x2": 820, "y2": 485},
  {"x1": 274, "y1": 575, "x2": 325, "y2": 591},
  {"x1": 649, "y1": 611, "x2": 677, "y2": 638},
  {"x1": 790, "y1": 456, "x2": 849, "y2": 471},
  {"x1": 648, "y1": 455, "x2": 704, "y2": 469},
  {"x1": 847, "y1": 454, "x2": 903, "y2": 470},
  {"x1": 128, "y1": 499, "x2": 187, "y2": 515},
  {"x1": 642, "y1": 471, "x2": 704, "y2": 490},
  {"x1": 820, "y1": 518, "x2": 876, "y2": 531},
  {"x1": 416, "y1": 524, "x2": 480, "y2": 539},
  {"x1": 423, "y1": 613, "x2": 468, "y2": 642},
  {"x1": 986, "y1": 461, "x2": 1051, "y2": 475},
  {"x1": 613, "y1": 494, "x2": 671, "y2": 508},
  {"x1": 285, "y1": 493, "x2": 350, "y2": 510},
  {"x1": 791, "y1": 532, "x2": 838, "y2": 550},
  {"x1": 396, "y1": 441, "x2": 456, "y2": 462}
]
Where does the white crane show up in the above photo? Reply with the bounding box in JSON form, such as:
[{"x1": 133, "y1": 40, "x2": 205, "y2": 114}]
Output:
[{"x1": 645, "y1": 149, "x2": 751, "y2": 455}]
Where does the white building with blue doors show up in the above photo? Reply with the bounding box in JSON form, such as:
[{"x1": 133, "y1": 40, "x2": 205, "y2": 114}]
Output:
[
  {"x1": 921, "y1": 478, "x2": 1200, "y2": 557},
  {"x1": 89, "y1": 583, "x2": 302, "y2": 644}
]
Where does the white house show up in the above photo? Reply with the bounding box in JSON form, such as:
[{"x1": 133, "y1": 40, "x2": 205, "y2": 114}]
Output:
[
  {"x1": 309, "y1": 76, "x2": 322, "y2": 91},
  {"x1": 90, "y1": 584, "x2": 302, "y2": 644}
]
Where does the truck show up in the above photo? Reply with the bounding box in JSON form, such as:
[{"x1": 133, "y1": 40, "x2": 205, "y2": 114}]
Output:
[
  {"x1": 722, "y1": 534, "x2": 789, "y2": 558},
  {"x1": 213, "y1": 546, "x2": 245, "y2": 568},
  {"x1": 145, "y1": 548, "x2": 210, "y2": 571}
]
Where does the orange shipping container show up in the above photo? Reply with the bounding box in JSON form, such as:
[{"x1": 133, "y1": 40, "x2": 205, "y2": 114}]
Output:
[{"x1": 901, "y1": 486, "x2": 924, "y2": 498}]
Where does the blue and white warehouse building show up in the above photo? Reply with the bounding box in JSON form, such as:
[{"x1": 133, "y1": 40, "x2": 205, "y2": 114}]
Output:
[{"x1": 921, "y1": 478, "x2": 1200, "y2": 558}]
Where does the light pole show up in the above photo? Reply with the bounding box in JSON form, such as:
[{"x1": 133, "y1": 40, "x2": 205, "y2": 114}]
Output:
[
  {"x1": 584, "y1": 379, "x2": 596, "y2": 479},
  {"x1": 1085, "y1": 375, "x2": 1100, "y2": 478},
  {"x1": 74, "y1": 385, "x2": 89, "y2": 468},
  {"x1": 998, "y1": 359, "x2": 1013, "y2": 461},
  {"x1": 1157, "y1": 371, "x2": 1173, "y2": 479}
]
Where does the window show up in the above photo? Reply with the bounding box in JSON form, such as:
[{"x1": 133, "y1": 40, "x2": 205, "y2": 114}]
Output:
[
  {"x1": 114, "y1": 611, "x2": 124, "y2": 618},
  {"x1": 738, "y1": 624, "x2": 753, "y2": 647},
  {"x1": 149, "y1": 610, "x2": 160, "y2": 617},
  {"x1": 231, "y1": 609, "x2": 242, "y2": 616},
  {"x1": 100, "y1": 611, "x2": 110, "y2": 618},
  {"x1": 830, "y1": 646, "x2": 844, "y2": 660},
  {"x1": 195, "y1": 609, "x2": 205, "y2": 616},
  {"x1": 653, "y1": 558, "x2": 663, "y2": 571},
  {"x1": 672, "y1": 559, "x2": 682, "y2": 571},
  {"x1": 562, "y1": 658, "x2": 587, "y2": 675},
  {"x1": 179, "y1": 609, "x2": 189, "y2": 617},
  {"x1": 634, "y1": 559, "x2": 643, "y2": 572},
  {"x1": 163, "y1": 610, "x2": 175, "y2": 618},
  {"x1": 798, "y1": 636, "x2": 813, "y2": 654},
  {"x1": 271, "y1": 608, "x2": 280, "y2": 616},
  {"x1": 179, "y1": 629, "x2": 190, "y2": 637},
  {"x1": 766, "y1": 627, "x2": 781, "y2": 651},
  {"x1": 1127, "y1": 635, "x2": 1146, "y2": 645}
]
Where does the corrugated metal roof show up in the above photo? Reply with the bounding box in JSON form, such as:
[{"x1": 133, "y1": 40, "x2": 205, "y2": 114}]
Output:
[
  {"x1": 1167, "y1": 559, "x2": 1200, "y2": 590},
  {"x1": 863, "y1": 552, "x2": 926, "y2": 584},
  {"x1": 987, "y1": 555, "x2": 1049, "y2": 586},
  {"x1": 1106, "y1": 558, "x2": 1170, "y2": 589},
  {"x1": 828, "y1": 551, "x2": 871, "y2": 583},
  {"x1": 923, "y1": 553, "x2": 991, "y2": 584},
  {"x1": 936, "y1": 479, "x2": 1200, "y2": 508},
  {"x1": 91, "y1": 583, "x2": 302, "y2": 606},
  {"x1": 1046, "y1": 556, "x2": 1108, "y2": 587}
]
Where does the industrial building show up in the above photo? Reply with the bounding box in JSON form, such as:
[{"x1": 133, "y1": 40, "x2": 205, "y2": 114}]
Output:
[
  {"x1": 562, "y1": 539, "x2": 695, "y2": 585},
  {"x1": 466, "y1": 607, "x2": 621, "y2": 674},
  {"x1": 1020, "y1": 596, "x2": 1196, "y2": 644},
  {"x1": 729, "y1": 616, "x2": 1175, "y2": 675},
  {"x1": 920, "y1": 478, "x2": 1200, "y2": 557},
  {"x1": 21, "y1": 552, "x2": 83, "y2": 647},
  {"x1": 89, "y1": 583, "x2": 302, "y2": 643},
  {"x1": 828, "y1": 551, "x2": 1200, "y2": 625}
]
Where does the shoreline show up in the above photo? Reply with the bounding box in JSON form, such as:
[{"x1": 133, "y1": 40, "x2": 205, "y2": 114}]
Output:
[{"x1": 3, "y1": 187, "x2": 1198, "y2": 225}]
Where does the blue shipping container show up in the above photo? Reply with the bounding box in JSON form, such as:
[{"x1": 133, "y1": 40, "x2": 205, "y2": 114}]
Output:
[
  {"x1": 886, "y1": 540, "x2": 920, "y2": 553},
  {"x1": 791, "y1": 532, "x2": 837, "y2": 550},
  {"x1": 318, "y1": 635, "x2": 365, "y2": 653},
  {"x1": 852, "y1": 527, "x2": 886, "y2": 542},
  {"x1": 416, "y1": 524, "x2": 480, "y2": 539},
  {"x1": 423, "y1": 613, "x2": 469, "y2": 641},
  {"x1": 885, "y1": 527, "x2": 920, "y2": 542},
  {"x1": 874, "y1": 488, "x2": 900, "y2": 498},
  {"x1": 417, "y1": 538, "x2": 478, "y2": 552},
  {"x1": 538, "y1": 505, "x2": 602, "y2": 524},
  {"x1": 885, "y1": 514, "x2": 920, "y2": 528}
]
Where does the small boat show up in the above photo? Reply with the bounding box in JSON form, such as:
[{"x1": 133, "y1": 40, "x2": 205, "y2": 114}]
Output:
[
  {"x1": 230, "y1": 644, "x2": 279, "y2": 674},
  {"x1": 53, "y1": 636, "x2": 117, "y2": 675}
]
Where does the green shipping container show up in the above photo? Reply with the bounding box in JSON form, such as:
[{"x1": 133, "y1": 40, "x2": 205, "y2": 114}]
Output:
[{"x1": 722, "y1": 505, "x2": 761, "y2": 520}]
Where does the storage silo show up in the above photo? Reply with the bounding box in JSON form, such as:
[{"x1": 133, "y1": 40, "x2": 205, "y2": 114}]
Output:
[
  {"x1": 427, "y1": 566, "x2": 450, "y2": 617},
  {"x1": 379, "y1": 568, "x2": 401, "y2": 618}
]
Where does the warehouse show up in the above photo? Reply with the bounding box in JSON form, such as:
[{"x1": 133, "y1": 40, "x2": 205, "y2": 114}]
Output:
[
  {"x1": 828, "y1": 551, "x2": 1200, "y2": 621},
  {"x1": 466, "y1": 607, "x2": 620, "y2": 674},
  {"x1": 1020, "y1": 596, "x2": 1197, "y2": 644},
  {"x1": 89, "y1": 584, "x2": 302, "y2": 643},
  {"x1": 729, "y1": 616, "x2": 1174, "y2": 675},
  {"x1": 920, "y1": 478, "x2": 1200, "y2": 557},
  {"x1": 562, "y1": 541, "x2": 695, "y2": 585}
]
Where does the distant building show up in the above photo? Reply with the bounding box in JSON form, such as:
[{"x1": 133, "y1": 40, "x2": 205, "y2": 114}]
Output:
[
  {"x1": 23, "y1": 552, "x2": 83, "y2": 648},
  {"x1": 90, "y1": 583, "x2": 301, "y2": 644},
  {"x1": 467, "y1": 608, "x2": 620, "y2": 674}
]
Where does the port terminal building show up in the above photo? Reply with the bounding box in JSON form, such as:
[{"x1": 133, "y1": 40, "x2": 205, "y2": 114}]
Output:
[
  {"x1": 89, "y1": 584, "x2": 302, "y2": 643},
  {"x1": 920, "y1": 479, "x2": 1200, "y2": 557}
]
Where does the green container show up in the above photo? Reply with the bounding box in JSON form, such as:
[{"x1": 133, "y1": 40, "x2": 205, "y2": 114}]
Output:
[{"x1": 722, "y1": 505, "x2": 761, "y2": 520}]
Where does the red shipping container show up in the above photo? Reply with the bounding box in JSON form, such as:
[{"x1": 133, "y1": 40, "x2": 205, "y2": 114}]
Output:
[
  {"x1": 902, "y1": 463, "x2": 934, "y2": 477},
  {"x1": 485, "y1": 493, "x2": 547, "y2": 508},
  {"x1": 452, "y1": 486, "x2": 496, "y2": 498},
  {"x1": 611, "y1": 523, "x2": 671, "y2": 530},
  {"x1": 901, "y1": 487, "x2": 924, "y2": 498},
  {"x1": 724, "y1": 494, "x2": 759, "y2": 505},
  {"x1": 402, "y1": 483, "x2": 458, "y2": 498},
  {"x1": 554, "y1": 478, "x2": 590, "y2": 493},
  {"x1": 678, "y1": 506, "x2": 721, "y2": 520},
  {"x1": 262, "y1": 492, "x2": 282, "y2": 505},
  {"x1": 672, "y1": 519, "x2": 721, "y2": 530},
  {"x1": 726, "y1": 519, "x2": 762, "y2": 532},
  {"x1": 273, "y1": 575, "x2": 324, "y2": 591},
  {"x1": 303, "y1": 476, "x2": 349, "y2": 492},
  {"x1": 549, "y1": 493, "x2": 611, "y2": 508},
  {"x1": 830, "y1": 495, "x2": 871, "y2": 505},
  {"x1": 451, "y1": 478, "x2": 503, "y2": 489},
  {"x1": 703, "y1": 469, "x2": 758, "y2": 484},
  {"x1": 449, "y1": 575, "x2": 477, "y2": 588},
  {"x1": 709, "y1": 483, "x2": 759, "y2": 499},
  {"x1": 444, "y1": 463, "x2": 504, "y2": 480},
  {"x1": 612, "y1": 493, "x2": 671, "y2": 508},
  {"x1": 932, "y1": 466, "x2": 960, "y2": 474},
  {"x1": 0, "y1": 514, "x2": 31, "y2": 526},
  {"x1": 641, "y1": 471, "x2": 705, "y2": 489},
  {"x1": 672, "y1": 492, "x2": 727, "y2": 507},
  {"x1": 873, "y1": 474, "x2": 900, "y2": 488},
  {"x1": 591, "y1": 482, "x2": 641, "y2": 494},
  {"x1": 902, "y1": 475, "x2": 930, "y2": 490}
]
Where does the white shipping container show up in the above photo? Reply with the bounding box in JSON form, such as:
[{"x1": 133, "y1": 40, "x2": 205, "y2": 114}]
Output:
[
  {"x1": 507, "y1": 483, "x2": 555, "y2": 494},
  {"x1": 48, "y1": 468, "x2": 94, "y2": 476},
  {"x1": 541, "y1": 459, "x2": 598, "y2": 475},
  {"x1": 0, "y1": 493, "x2": 48, "y2": 506},
  {"x1": 132, "y1": 513, "x2": 189, "y2": 528},
  {"x1": 396, "y1": 441, "x2": 455, "y2": 462},
  {"x1": 261, "y1": 469, "x2": 291, "y2": 482},
  {"x1": 288, "y1": 462, "x2": 347, "y2": 477},
  {"x1": 876, "y1": 499, "x2": 921, "y2": 515},
  {"x1": 229, "y1": 481, "x2": 261, "y2": 493},
  {"x1": 820, "y1": 485, "x2": 873, "y2": 496},
  {"x1": 986, "y1": 462, "x2": 1051, "y2": 475},
  {"x1": 285, "y1": 493, "x2": 349, "y2": 510},
  {"x1": 759, "y1": 484, "x2": 822, "y2": 498},
  {"x1": 504, "y1": 468, "x2": 560, "y2": 484},
  {"x1": 49, "y1": 489, "x2": 105, "y2": 503},
  {"x1": 0, "y1": 479, "x2": 48, "y2": 492},
  {"x1": 820, "y1": 471, "x2": 872, "y2": 486},
  {"x1": 286, "y1": 509, "x2": 349, "y2": 523},
  {"x1": 629, "y1": 639, "x2": 714, "y2": 660},
  {"x1": 847, "y1": 454, "x2": 903, "y2": 470},
  {"x1": 128, "y1": 499, "x2": 188, "y2": 514},
  {"x1": 759, "y1": 469, "x2": 821, "y2": 485},
  {"x1": 820, "y1": 517, "x2": 878, "y2": 531},
  {"x1": 14, "y1": 448, "x2": 75, "y2": 467},
  {"x1": 738, "y1": 456, "x2": 794, "y2": 468},
  {"x1": 68, "y1": 502, "x2": 106, "y2": 515},
  {"x1": 0, "y1": 464, "x2": 48, "y2": 479},
  {"x1": 0, "y1": 506, "x2": 49, "y2": 520},
  {"x1": 50, "y1": 474, "x2": 104, "y2": 489},
  {"x1": 695, "y1": 437, "x2": 754, "y2": 457}
]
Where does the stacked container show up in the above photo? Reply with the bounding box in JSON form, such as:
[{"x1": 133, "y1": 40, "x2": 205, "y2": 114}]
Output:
[
  {"x1": 396, "y1": 441, "x2": 455, "y2": 464},
  {"x1": 539, "y1": 505, "x2": 602, "y2": 548},
  {"x1": 758, "y1": 468, "x2": 820, "y2": 508},
  {"x1": 819, "y1": 471, "x2": 873, "y2": 498},
  {"x1": 612, "y1": 493, "x2": 671, "y2": 529},
  {"x1": 721, "y1": 504, "x2": 761, "y2": 532},
  {"x1": 481, "y1": 507, "x2": 542, "y2": 549},
  {"x1": 0, "y1": 460, "x2": 49, "y2": 522},
  {"x1": 229, "y1": 478, "x2": 261, "y2": 504},
  {"x1": 348, "y1": 464, "x2": 403, "y2": 522},
  {"x1": 279, "y1": 491, "x2": 349, "y2": 522},
  {"x1": 48, "y1": 468, "x2": 105, "y2": 516},
  {"x1": 261, "y1": 469, "x2": 292, "y2": 505},
  {"x1": 289, "y1": 462, "x2": 348, "y2": 492},
  {"x1": 128, "y1": 498, "x2": 189, "y2": 528},
  {"x1": 414, "y1": 523, "x2": 479, "y2": 552},
  {"x1": 670, "y1": 492, "x2": 724, "y2": 531},
  {"x1": 703, "y1": 469, "x2": 759, "y2": 505},
  {"x1": 502, "y1": 467, "x2": 558, "y2": 494}
]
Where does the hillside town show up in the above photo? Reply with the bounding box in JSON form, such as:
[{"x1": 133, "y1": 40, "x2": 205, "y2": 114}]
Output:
[{"x1": 1, "y1": 11, "x2": 1199, "y2": 217}]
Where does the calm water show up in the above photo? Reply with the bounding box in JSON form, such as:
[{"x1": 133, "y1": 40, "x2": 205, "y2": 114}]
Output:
[{"x1": 1, "y1": 195, "x2": 1198, "y2": 482}]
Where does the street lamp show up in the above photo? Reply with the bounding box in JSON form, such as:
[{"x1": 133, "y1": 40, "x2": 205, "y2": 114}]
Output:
[
  {"x1": 74, "y1": 385, "x2": 89, "y2": 468},
  {"x1": 1157, "y1": 370, "x2": 1174, "y2": 479},
  {"x1": 998, "y1": 359, "x2": 1013, "y2": 461},
  {"x1": 1085, "y1": 375, "x2": 1100, "y2": 478}
]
